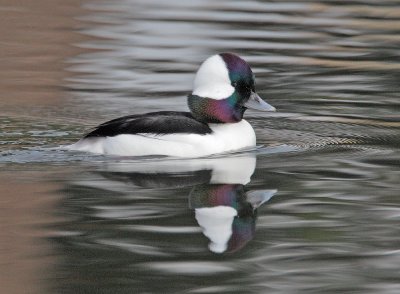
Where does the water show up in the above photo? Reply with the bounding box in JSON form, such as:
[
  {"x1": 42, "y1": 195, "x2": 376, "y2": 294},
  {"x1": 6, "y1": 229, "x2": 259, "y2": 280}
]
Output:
[{"x1": 1, "y1": 0, "x2": 400, "y2": 293}]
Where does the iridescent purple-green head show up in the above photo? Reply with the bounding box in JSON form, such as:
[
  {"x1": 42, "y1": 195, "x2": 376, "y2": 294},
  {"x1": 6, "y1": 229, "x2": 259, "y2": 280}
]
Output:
[{"x1": 188, "y1": 53, "x2": 275, "y2": 123}]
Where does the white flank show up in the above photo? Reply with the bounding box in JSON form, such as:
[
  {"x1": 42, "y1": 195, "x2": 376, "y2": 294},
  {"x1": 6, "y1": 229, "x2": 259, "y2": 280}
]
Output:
[
  {"x1": 192, "y1": 54, "x2": 234, "y2": 100},
  {"x1": 68, "y1": 119, "x2": 256, "y2": 158}
]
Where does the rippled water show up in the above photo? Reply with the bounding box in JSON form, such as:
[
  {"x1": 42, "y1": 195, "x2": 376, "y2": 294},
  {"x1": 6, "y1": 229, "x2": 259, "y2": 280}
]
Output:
[{"x1": 1, "y1": 0, "x2": 400, "y2": 293}]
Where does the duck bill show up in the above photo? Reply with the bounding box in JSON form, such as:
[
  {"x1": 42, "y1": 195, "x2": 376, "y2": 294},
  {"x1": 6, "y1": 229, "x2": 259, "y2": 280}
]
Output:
[{"x1": 244, "y1": 92, "x2": 276, "y2": 111}]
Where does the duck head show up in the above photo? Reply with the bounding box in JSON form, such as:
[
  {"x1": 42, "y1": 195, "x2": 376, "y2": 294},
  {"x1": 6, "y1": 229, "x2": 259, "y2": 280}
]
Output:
[{"x1": 188, "y1": 53, "x2": 275, "y2": 123}]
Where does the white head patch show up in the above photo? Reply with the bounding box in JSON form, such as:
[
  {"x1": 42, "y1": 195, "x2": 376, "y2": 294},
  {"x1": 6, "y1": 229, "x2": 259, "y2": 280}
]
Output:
[{"x1": 192, "y1": 54, "x2": 235, "y2": 100}]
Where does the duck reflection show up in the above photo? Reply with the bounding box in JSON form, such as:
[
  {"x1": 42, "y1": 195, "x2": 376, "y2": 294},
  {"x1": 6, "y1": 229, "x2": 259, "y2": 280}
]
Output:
[
  {"x1": 190, "y1": 184, "x2": 276, "y2": 253},
  {"x1": 98, "y1": 154, "x2": 277, "y2": 254}
]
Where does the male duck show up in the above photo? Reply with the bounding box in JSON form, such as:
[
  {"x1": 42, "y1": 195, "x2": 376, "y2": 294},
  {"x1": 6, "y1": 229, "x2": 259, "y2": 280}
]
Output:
[{"x1": 69, "y1": 53, "x2": 275, "y2": 157}]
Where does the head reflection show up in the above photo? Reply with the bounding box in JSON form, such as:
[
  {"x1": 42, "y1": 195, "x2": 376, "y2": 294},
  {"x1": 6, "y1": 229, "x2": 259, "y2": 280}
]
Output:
[{"x1": 187, "y1": 156, "x2": 277, "y2": 254}]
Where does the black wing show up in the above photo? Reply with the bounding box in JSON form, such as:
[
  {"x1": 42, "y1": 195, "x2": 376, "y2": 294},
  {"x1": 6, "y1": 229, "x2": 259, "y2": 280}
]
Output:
[{"x1": 84, "y1": 111, "x2": 212, "y2": 138}]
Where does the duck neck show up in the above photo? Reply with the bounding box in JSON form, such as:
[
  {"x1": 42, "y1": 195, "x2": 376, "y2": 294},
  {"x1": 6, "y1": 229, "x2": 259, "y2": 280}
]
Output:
[{"x1": 187, "y1": 93, "x2": 245, "y2": 124}]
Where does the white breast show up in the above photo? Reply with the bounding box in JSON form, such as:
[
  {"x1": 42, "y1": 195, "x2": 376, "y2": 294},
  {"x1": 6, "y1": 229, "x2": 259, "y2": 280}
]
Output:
[{"x1": 67, "y1": 120, "x2": 256, "y2": 158}]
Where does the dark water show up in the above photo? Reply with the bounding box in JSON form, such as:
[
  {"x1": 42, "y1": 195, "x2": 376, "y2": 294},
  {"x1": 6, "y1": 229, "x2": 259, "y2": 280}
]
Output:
[{"x1": 1, "y1": 0, "x2": 400, "y2": 293}]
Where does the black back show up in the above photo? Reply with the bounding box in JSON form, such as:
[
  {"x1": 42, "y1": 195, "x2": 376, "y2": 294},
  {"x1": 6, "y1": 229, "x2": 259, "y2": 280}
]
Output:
[{"x1": 84, "y1": 111, "x2": 212, "y2": 138}]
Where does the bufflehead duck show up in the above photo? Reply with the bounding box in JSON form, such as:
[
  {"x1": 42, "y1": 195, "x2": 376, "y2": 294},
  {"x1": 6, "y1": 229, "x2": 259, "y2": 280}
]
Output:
[{"x1": 69, "y1": 53, "x2": 275, "y2": 157}]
